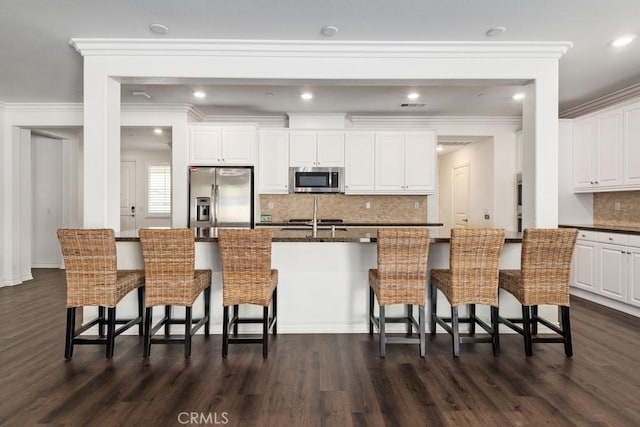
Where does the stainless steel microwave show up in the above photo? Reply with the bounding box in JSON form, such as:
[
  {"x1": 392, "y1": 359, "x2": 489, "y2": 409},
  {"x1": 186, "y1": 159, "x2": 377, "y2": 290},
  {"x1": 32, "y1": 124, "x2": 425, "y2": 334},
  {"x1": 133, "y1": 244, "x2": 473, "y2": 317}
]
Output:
[{"x1": 289, "y1": 167, "x2": 344, "y2": 193}]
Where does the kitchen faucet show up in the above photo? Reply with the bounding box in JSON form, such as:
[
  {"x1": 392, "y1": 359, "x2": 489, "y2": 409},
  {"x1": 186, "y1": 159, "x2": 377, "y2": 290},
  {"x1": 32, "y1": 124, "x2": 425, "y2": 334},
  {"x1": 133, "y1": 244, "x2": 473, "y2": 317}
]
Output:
[{"x1": 307, "y1": 196, "x2": 318, "y2": 238}]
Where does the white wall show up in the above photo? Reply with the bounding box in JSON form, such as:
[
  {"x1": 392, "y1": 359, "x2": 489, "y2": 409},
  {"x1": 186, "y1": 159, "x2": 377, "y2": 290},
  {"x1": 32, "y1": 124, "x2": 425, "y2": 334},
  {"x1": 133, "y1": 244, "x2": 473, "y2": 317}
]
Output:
[
  {"x1": 558, "y1": 119, "x2": 593, "y2": 224},
  {"x1": 438, "y1": 138, "x2": 496, "y2": 231}
]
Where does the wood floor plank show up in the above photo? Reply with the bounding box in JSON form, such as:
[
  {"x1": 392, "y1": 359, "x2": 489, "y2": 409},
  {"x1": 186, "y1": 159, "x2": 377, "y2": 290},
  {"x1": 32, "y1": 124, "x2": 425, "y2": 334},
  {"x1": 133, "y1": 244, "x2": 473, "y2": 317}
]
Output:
[{"x1": 2, "y1": 269, "x2": 640, "y2": 426}]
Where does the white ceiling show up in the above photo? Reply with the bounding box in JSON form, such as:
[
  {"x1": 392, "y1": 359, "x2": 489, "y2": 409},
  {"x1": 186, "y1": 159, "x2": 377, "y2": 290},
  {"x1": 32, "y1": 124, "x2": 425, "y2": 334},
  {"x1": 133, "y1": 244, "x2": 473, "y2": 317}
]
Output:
[{"x1": 2, "y1": 1, "x2": 640, "y2": 117}]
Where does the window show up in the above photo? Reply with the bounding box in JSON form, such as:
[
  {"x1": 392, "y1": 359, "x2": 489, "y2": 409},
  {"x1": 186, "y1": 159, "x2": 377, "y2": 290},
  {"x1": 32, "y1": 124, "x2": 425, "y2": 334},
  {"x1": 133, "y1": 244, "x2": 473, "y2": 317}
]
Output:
[{"x1": 147, "y1": 164, "x2": 171, "y2": 216}]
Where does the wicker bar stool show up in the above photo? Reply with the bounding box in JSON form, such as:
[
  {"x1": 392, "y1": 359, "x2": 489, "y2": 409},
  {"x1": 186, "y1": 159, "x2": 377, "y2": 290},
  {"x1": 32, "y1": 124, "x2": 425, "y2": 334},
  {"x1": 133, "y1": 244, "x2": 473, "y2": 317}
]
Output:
[
  {"x1": 369, "y1": 228, "x2": 430, "y2": 357},
  {"x1": 57, "y1": 229, "x2": 145, "y2": 359},
  {"x1": 499, "y1": 228, "x2": 578, "y2": 357},
  {"x1": 139, "y1": 228, "x2": 211, "y2": 358},
  {"x1": 430, "y1": 228, "x2": 505, "y2": 357},
  {"x1": 218, "y1": 229, "x2": 278, "y2": 359}
]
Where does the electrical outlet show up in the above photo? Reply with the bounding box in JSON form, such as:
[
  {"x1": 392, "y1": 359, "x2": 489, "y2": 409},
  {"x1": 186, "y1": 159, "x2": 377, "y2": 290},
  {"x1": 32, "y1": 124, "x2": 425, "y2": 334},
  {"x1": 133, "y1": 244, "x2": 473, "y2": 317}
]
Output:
[
  {"x1": 268, "y1": 202, "x2": 274, "y2": 210},
  {"x1": 414, "y1": 201, "x2": 420, "y2": 209},
  {"x1": 614, "y1": 202, "x2": 621, "y2": 211},
  {"x1": 365, "y1": 201, "x2": 371, "y2": 209}
]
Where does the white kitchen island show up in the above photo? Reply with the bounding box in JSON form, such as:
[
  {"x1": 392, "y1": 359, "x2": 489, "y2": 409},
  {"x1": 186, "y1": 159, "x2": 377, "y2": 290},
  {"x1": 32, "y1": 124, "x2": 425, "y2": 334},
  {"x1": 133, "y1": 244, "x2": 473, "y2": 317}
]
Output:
[{"x1": 106, "y1": 228, "x2": 557, "y2": 335}]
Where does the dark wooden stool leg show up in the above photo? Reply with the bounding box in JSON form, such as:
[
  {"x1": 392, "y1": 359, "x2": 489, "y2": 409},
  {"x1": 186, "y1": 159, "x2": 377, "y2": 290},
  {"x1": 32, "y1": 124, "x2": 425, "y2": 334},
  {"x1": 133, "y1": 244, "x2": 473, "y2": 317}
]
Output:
[
  {"x1": 204, "y1": 286, "x2": 211, "y2": 337},
  {"x1": 451, "y1": 306, "x2": 460, "y2": 357},
  {"x1": 272, "y1": 287, "x2": 278, "y2": 335},
  {"x1": 222, "y1": 306, "x2": 229, "y2": 358},
  {"x1": 491, "y1": 306, "x2": 500, "y2": 356},
  {"x1": 164, "y1": 305, "x2": 171, "y2": 336},
  {"x1": 65, "y1": 307, "x2": 76, "y2": 359},
  {"x1": 143, "y1": 307, "x2": 153, "y2": 358},
  {"x1": 469, "y1": 304, "x2": 476, "y2": 334},
  {"x1": 106, "y1": 307, "x2": 116, "y2": 359},
  {"x1": 184, "y1": 306, "x2": 192, "y2": 358},
  {"x1": 233, "y1": 305, "x2": 239, "y2": 337},
  {"x1": 531, "y1": 305, "x2": 539, "y2": 335},
  {"x1": 98, "y1": 306, "x2": 106, "y2": 337},
  {"x1": 407, "y1": 304, "x2": 413, "y2": 336},
  {"x1": 379, "y1": 305, "x2": 386, "y2": 357},
  {"x1": 430, "y1": 284, "x2": 437, "y2": 335},
  {"x1": 562, "y1": 306, "x2": 573, "y2": 357},
  {"x1": 262, "y1": 306, "x2": 269, "y2": 358},
  {"x1": 419, "y1": 305, "x2": 426, "y2": 358},
  {"x1": 522, "y1": 305, "x2": 533, "y2": 357},
  {"x1": 137, "y1": 287, "x2": 144, "y2": 336},
  {"x1": 368, "y1": 287, "x2": 374, "y2": 335}
]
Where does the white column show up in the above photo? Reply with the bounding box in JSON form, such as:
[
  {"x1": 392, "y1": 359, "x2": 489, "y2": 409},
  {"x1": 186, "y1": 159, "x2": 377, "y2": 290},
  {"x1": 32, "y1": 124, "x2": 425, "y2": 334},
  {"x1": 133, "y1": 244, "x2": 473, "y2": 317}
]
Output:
[
  {"x1": 171, "y1": 120, "x2": 189, "y2": 227},
  {"x1": 0, "y1": 104, "x2": 11, "y2": 286},
  {"x1": 83, "y1": 58, "x2": 121, "y2": 229}
]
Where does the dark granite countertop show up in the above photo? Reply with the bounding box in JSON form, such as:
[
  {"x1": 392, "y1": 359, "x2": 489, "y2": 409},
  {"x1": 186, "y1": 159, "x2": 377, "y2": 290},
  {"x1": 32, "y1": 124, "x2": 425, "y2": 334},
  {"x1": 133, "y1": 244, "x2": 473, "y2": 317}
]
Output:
[
  {"x1": 116, "y1": 227, "x2": 521, "y2": 243},
  {"x1": 256, "y1": 221, "x2": 444, "y2": 228},
  {"x1": 559, "y1": 224, "x2": 640, "y2": 236}
]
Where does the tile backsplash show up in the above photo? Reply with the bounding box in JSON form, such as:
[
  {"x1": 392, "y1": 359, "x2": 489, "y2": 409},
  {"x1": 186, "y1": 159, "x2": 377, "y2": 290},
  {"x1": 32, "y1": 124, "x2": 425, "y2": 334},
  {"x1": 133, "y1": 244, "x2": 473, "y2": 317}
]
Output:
[
  {"x1": 259, "y1": 194, "x2": 428, "y2": 223},
  {"x1": 593, "y1": 191, "x2": 640, "y2": 226}
]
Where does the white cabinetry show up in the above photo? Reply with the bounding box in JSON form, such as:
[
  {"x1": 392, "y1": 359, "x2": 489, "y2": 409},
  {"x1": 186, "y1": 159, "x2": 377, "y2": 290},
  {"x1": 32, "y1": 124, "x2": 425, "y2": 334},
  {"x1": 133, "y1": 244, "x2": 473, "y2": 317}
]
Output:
[
  {"x1": 344, "y1": 132, "x2": 375, "y2": 193},
  {"x1": 374, "y1": 131, "x2": 436, "y2": 194},
  {"x1": 623, "y1": 101, "x2": 640, "y2": 186},
  {"x1": 289, "y1": 131, "x2": 344, "y2": 167},
  {"x1": 572, "y1": 230, "x2": 640, "y2": 309},
  {"x1": 189, "y1": 125, "x2": 256, "y2": 165},
  {"x1": 259, "y1": 130, "x2": 289, "y2": 194}
]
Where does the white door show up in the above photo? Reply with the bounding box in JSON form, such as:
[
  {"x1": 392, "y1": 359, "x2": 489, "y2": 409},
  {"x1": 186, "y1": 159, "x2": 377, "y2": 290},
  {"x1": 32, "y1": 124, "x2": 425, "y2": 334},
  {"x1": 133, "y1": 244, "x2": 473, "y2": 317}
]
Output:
[
  {"x1": 289, "y1": 131, "x2": 317, "y2": 167},
  {"x1": 572, "y1": 239, "x2": 598, "y2": 292},
  {"x1": 120, "y1": 161, "x2": 136, "y2": 232},
  {"x1": 32, "y1": 134, "x2": 62, "y2": 267},
  {"x1": 374, "y1": 132, "x2": 405, "y2": 192},
  {"x1": 596, "y1": 109, "x2": 624, "y2": 187},
  {"x1": 316, "y1": 131, "x2": 345, "y2": 167},
  {"x1": 598, "y1": 243, "x2": 627, "y2": 301},
  {"x1": 344, "y1": 132, "x2": 375, "y2": 193},
  {"x1": 628, "y1": 247, "x2": 640, "y2": 307},
  {"x1": 452, "y1": 163, "x2": 470, "y2": 228},
  {"x1": 259, "y1": 130, "x2": 290, "y2": 193},
  {"x1": 404, "y1": 131, "x2": 436, "y2": 193}
]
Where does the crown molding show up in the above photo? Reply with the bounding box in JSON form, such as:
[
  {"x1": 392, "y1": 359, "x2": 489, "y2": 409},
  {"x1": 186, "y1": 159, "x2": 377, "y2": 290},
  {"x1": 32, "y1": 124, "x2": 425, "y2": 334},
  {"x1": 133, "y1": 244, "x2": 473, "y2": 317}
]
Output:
[
  {"x1": 560, "y1": 83, "x2": 640, "y2": 118},
  {"x1": 6, "y1": 103, "x2": 83, "y2": 113},
  {"x1": 0, "y1": 102, "x2": 6, "y2": 112},
  {"x1": 70, "y1": 38, "x2": 572, "y2": 59},
  {"x1": 121, "y1": 103, "x2": 193, "y2": 114},
  {"x1": 348, "y1": 115, "x2": 521, "y2": 128},
  {"x1": 200, "y1": 114, "x2": 287, "y2": 127}
]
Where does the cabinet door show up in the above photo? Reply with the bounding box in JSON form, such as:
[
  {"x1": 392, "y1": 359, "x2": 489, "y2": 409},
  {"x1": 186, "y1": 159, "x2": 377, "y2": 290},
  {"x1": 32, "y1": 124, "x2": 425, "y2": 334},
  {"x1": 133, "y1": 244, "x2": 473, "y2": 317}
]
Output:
[
  {"x1": 374, "y1": 132, "x2": 405, "y2": 192},
  {"x1": 598, "y1": 243, "x2": 627, "y2": 301},
  {"x1": 572, "y1": 117, "x2": 595, "y2": 190},
  {"x1": 624, "y1": 102, "x2": 640, "y2": 185},
  {"x1": 572, "y1": 239, "x2": 598, "y2": 292},
  {"x1": 596, "y1": 109, "x2": 624, "y2": 187},
  {"x1": 404, "y1": 131, "x2": 436, "y2": 194},
  {"x1": 628, "y1": 247, "x2": 640, "y2": 307},
  {"x1": 316, "y1": 132, "x2": 345, "y2": 167},
  {"x1": 259, "y1": 131, "x2": 289, "y2": 194},
  {"x1": 344, "y1": 132, "x2": 375, "y2": 193},
  {"x1": 189, "y1": 127, "x2": 221, "y2": 164},
  {"x1": 221, "y1": 127, "x2": 254, "y2": 164},
  {"x1": 289, "y1": 131, "x2": 317, "y2": 167}
]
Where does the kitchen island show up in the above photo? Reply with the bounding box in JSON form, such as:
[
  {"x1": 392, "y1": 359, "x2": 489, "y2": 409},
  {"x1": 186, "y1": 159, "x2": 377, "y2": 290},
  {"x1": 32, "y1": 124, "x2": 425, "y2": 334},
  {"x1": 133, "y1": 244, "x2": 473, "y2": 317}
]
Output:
[{"x1": 108, "y1": 227, "x2": 551, "y2": 335}]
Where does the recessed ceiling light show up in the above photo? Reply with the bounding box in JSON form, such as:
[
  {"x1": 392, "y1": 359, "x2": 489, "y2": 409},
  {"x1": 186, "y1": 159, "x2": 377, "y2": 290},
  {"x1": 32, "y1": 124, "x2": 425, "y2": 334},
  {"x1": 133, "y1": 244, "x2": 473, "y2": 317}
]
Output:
[
  {"x1": 149, "y1": 23, "x2": 169, "y2": 35},
  {"x1": 436, "y1": 145, "x2": 444, "y2": 152},
  {"x1": 485, "y1": 26, "x2": 506, "y2": 37},
  {"x1": 513, "y1": 93, "x2": 525, "y2": 101},
  {"x1": 407, "y1": 93, "x2": 420, "y2": 100},
  {"x1": 301, "y1": 92, "x2": 313, "y2": 100},
  {"x1": 612, "y1": 34, "x2": 636, "y2": 47},
  {"x1": 153, "y1": 128, "x2": 163, "y2": 135},
  {"x1": 193, "y1": 91, "x2": 206, "y2": 99},
  {"x1": 321, "y1": 25, "x2": 339, "y2": 37}
]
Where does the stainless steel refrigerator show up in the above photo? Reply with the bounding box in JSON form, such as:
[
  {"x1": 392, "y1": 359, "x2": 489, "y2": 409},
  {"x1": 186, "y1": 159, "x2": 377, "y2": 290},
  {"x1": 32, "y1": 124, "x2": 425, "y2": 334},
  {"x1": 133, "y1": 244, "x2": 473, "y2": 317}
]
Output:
[{"x1": 188, "y1": 166, "x2": 254, "y2": 228}]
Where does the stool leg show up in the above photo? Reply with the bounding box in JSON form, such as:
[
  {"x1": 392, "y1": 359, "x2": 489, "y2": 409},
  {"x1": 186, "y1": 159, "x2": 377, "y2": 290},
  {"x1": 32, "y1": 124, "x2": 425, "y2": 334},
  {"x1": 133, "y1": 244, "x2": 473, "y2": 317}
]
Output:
[
  {"x1": 419, "y1": 305, "x2": 426, "y2": 358},
  {"x1": 164, "y1": 306, "x2": 171, "y2": 336},
  {"x1": 368, "y1": 287, "x2": 374, "y2": 335},
  {"x1": 204, "y1": 286, "x2": 211, "y2": 337},
  {"x1": 98, "y1": 306, "x2": 106, "y2": 337},
  {"x1": 106, "y1": 307, "x2": 116, "y2": 359},
  {"x1": 137, "y1": 287, "x2": 144, "y2": 336},
  {"x1": 143, "y1": 307, "x2": 153, "y2": 358},
  {"x1": 65, "y1": 307, "x2": 76, "y2": 359},
  {"x1": 407, "y1": 304, "x2": 413, "y2": 336},
  {"x1": 451, "y1": 306, "x2": 460, "y2": 357},
  {"x1": 561, "y1": 306, "x2": 573, "y2": 357},
  {"x1": 233, "y1": 305, "x2": 239, "y2": 337},
  {"x1": 522, "y1": 305, "x2": 533, "y2": 357},
  {"x1": 379, "y1": 306, "x2": 386, "y2": 358},
  {"x1": 430, "y1": 284, "x2": 437, "y2": 335},
  {"x1": 491, "y1": 306, "x2": 500, "y2": 357},
  {"x1": 272, "y1": 287, "x2": 278, "y2": 336},
  {"x1": 469, "y1": 304, "x2": 476, "y2": 334},
  {"x1": 184, "y1": 306, "x2": 192, "y2": 358},
  {"x1": 531, "y1": 305, "x2": 539, "y2": 335},
  {"x1": 262, "y1": 306, "x2": 269, "y2": 359},
  {"x1": 222, "y1": 306, "x2": 229, "y2": 358}
]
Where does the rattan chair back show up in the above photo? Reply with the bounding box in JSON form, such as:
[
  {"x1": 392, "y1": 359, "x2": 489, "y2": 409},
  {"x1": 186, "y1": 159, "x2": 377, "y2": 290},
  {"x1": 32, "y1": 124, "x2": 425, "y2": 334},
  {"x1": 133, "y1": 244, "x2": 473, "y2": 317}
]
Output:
[{"x1": 374, "y1": 228, "x2": 430, "y2": 306}]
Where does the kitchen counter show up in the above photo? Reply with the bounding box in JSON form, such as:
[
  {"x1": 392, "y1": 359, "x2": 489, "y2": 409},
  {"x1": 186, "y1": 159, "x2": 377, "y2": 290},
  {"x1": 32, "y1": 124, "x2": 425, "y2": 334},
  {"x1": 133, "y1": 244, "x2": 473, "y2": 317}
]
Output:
[{"x1": 559, "y1": 224, "x2": 640, "y2": 236}]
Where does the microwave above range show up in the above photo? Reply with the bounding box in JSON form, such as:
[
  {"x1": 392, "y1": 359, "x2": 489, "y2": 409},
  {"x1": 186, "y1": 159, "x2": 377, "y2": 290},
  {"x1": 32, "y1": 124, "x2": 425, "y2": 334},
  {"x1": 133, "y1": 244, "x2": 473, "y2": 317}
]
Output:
[{"x1": 289, "y1": 167, "x2": 344, "y2": 193}]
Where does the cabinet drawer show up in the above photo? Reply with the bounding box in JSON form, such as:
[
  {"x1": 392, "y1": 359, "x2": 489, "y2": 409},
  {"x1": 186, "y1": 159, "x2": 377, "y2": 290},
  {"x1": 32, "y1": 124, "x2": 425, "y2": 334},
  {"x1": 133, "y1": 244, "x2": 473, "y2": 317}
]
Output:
[
  {"x1": 576, "y1": 230, "x2": 598, "y2": 241},
  {"x1": 628, "y1": 234, "x2": 640, "y2": 248},
  {"x1": 598, "y1": 232, "x2": 628, "y2": 246}
]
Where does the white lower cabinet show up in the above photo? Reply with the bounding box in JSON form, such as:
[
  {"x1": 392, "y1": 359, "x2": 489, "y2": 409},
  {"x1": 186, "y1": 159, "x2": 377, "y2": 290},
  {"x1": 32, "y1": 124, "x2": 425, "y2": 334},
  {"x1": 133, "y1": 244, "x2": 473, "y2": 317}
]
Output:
[{"x1": 572, "y1": 230, "x2": 640, "y2": 309}]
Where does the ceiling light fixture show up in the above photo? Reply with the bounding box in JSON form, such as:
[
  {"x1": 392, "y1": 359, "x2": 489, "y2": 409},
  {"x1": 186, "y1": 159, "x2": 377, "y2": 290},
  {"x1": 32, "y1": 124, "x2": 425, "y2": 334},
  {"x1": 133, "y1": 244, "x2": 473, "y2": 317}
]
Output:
[
  {"x1": 513, "y1": 93, "x2": 525, "y2": 101},
  {"x1": 153, "y1": 128, "x2": 163, "y2": 135},
  {"x1": 436, "y1": 145, "x2": 444, "y2": 152},
  {"x1": 485, "y1": 26, "x2": 506, "y2": 37},
  {"x1": 193, "y1": 91, "x2": 206, "y2": 99},
  {"x1": 149, "y1": 23, "x2": 169, "y2": 35},
  {"x1": 407, "y1": 93, "x2": 420, "y2": 100},
  {"x1": 320, "y1": 25, "x2": 339, "y2": 37},
  {"x1": 300, "y1": 92, "x2": 313, "y2": 100},
  {"x1": 131, "y1": 90, "x2": 151, "y2": 99},
  {"x1": 612, "y1": 34, "x2": 636, "y2": 47}
]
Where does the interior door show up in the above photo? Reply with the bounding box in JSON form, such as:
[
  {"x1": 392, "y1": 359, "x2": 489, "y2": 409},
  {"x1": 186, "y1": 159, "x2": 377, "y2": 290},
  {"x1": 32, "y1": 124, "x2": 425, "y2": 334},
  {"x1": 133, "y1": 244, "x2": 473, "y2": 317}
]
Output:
[
  {"x1": 453, "y1": 163, "x2": 470, "y2": 228},
  {"x1": 120, "y1": 161, "x2": 136, "y2": 232}
]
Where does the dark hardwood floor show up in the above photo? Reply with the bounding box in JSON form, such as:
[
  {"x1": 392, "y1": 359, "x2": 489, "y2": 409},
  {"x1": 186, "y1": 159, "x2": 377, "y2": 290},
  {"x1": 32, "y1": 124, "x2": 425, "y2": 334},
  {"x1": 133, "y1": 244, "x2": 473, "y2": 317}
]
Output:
[{"x1": 2, "y1": 269, "x2": 640, "y2": 426}]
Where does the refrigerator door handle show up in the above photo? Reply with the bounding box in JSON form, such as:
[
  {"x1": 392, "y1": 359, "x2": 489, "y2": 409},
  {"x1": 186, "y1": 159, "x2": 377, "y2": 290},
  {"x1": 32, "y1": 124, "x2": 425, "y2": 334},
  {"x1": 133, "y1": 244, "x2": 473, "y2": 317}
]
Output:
[{"x1": 212, "y1": 184, "x2": 219, "y2": 227}]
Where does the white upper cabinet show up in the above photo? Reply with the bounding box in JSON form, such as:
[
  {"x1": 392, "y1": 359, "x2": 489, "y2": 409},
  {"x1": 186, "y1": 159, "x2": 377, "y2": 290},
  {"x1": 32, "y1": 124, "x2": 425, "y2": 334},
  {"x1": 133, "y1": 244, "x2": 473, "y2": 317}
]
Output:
[
  {"x1": 624, "y1": 101, "x2": 640, "y2": 185},
  {"x1": 189, "y1": 125, "x2": 256, "y2": 165},
  {"x1": 374, "y1": 130, "x2": 436, "y2": 194},
  {"x1": 344, "y1": 132, "x2": 375, "y2": 193},
  {"x1": 595, "y1": 109, "x2": 624, "y2": 187},
  {"x1": 259, "y1": 130, "x2": 290, "y2": 194},
  {"x1": 289, "y1": 131, "x2": 345, "y2": 167}
]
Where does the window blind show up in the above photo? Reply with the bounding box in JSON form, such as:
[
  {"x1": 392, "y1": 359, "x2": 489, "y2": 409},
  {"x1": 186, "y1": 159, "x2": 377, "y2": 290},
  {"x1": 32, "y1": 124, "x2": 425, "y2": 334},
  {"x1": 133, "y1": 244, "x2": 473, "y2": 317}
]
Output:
[{"x1": 147, "y1": 164, "x2": 171, "y2": 215}]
